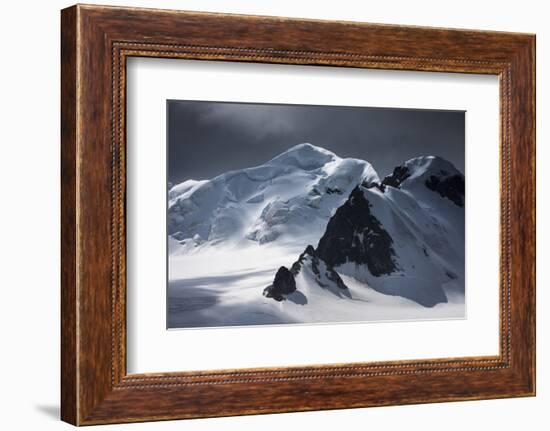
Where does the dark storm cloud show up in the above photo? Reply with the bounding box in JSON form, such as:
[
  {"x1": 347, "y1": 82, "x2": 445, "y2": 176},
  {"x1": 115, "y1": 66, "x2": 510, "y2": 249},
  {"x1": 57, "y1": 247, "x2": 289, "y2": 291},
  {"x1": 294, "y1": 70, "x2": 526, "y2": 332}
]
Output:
[{"x1": 167, "y1": 100, "x2": 464, "y2": 184}]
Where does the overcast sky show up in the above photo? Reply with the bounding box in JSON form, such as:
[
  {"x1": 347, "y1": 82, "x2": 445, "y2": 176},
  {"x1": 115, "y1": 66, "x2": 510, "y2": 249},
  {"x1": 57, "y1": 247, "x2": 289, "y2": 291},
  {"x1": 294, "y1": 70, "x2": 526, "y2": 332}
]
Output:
[{"x1": 167, "y1": 100, "x2": 464, "y2": 184}]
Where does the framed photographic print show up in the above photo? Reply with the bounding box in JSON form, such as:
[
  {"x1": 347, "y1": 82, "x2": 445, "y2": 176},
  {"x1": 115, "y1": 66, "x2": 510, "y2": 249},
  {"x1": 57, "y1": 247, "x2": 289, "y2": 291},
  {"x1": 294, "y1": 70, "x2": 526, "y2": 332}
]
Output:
[{"x1": 61, "y1": 4, "x2": 536, "y2": 425}]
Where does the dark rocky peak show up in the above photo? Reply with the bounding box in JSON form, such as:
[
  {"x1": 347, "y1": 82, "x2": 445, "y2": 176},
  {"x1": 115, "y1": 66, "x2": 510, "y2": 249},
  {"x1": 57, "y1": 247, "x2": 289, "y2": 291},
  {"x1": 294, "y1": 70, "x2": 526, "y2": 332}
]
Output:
[
  {"x1": 325, "y1": 186, "x2": 343, "y2": 195},
  {"x1": 290, "y1": 244, "x2": 316, "y2": 274},
  {"x1": 263, "y1": 266, "x2": 296, "y2": 302},
  {"x1": 381, "y1": 165, "x2": 411, "y2": 189},
  {"x1": 425, "y1": 173, "x2": 465, "y2": 207},
  {"x1": 304, "y1": 244, "x2": 316, "y2": 255},
  {"x1": 316, "y1": 186, "x2": 399, "y2": 277}
]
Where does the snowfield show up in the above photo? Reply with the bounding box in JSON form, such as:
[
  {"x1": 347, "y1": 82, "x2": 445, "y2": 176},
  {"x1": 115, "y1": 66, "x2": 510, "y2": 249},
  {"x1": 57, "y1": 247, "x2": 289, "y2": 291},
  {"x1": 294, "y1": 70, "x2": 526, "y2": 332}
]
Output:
[
  {"x1": 168, "y1": 144, "x2": 465, "y2": 329},
  {"x1": 168, "y1": 243, "x2": 464, "y2": 328}
]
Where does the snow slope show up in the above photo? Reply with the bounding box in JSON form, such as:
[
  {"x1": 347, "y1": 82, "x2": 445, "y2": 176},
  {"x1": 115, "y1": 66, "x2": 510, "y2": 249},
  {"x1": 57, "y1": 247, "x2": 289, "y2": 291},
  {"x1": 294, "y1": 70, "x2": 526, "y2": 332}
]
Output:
[
  {"x1": 356, "y1": 155, "x2": 465, "y2": 303},
  {"x1": 168, "y1": 243, "x2": 464, "y2": 328},
  {"x1": 168, "y1": 143, "x2": 379, "y2": 250}
]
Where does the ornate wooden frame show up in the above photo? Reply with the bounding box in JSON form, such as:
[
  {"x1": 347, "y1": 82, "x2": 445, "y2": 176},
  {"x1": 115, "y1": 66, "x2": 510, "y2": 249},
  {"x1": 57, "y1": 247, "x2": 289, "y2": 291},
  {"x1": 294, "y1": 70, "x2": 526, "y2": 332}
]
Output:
[{"x1": 61, "y1": 4, "x2": 536, "y2": 425}]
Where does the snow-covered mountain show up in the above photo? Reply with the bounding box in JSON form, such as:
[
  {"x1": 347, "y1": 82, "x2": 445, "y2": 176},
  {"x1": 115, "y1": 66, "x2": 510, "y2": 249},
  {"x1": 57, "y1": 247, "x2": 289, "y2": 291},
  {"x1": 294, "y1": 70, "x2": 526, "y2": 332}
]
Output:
[
  {"x1": 266, "y1": 155, "x2": 465, "y2": 308},
  {"x1": 167, "y1": 146, "x2": 465, "y2": 328},
  {"x1": 168, "y1": 143, "x2": 379, "y2": 252}
]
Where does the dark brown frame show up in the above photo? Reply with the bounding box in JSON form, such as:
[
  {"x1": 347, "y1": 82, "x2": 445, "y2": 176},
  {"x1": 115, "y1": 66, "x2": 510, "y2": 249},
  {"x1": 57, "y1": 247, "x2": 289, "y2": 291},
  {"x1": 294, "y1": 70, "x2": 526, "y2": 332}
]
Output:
[{"x1": 61, "y1": 4, "x2": 536, "y2": 426}]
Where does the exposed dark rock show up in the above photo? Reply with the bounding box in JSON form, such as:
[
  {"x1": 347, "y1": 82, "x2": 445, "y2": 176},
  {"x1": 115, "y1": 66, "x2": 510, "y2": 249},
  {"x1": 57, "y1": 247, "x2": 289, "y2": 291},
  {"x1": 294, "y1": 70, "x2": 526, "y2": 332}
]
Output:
[
  {"x1": 304, "y1": 244, "x2": 316, "y2": 256},
  {"x1": 316, "y1": 187, "x2": 398, "y2": 276},
  {"x1": 320, "y1": 264, "x2": 348, "y2": 292},
  {"x1": 361, "y1": 179, "x2": 385, "y2": 192},
  {"x1": 361, "y1": 165, "x2": 411, "y2": 192},
  {"x1": 290, "y1": 245, "x2": 348, "y2": 291},
  {"x1": 309, "y1": 187, "x2": 322, "y2": 196},
  {"x1": 263, "y1": 266, "x2": 296, "y2": 301},
  {"x1": 425, "y1": 174, "x2": 465, "y2": 207},
  {"x1": 325, "y1": 186, "x2": 343, "y2": 195},
  {"x1": 381, "y1": 165, "x2": 411, "y2": 189},
  {"x1": 171, "y1": 231, "x2": 186, "y2": 241},
  {"x1": 290, "y1": 245, "x2": 315, "y2": 274},
  {"x1": 264, "y1": 245, "x2": 349, "y2": 302}
]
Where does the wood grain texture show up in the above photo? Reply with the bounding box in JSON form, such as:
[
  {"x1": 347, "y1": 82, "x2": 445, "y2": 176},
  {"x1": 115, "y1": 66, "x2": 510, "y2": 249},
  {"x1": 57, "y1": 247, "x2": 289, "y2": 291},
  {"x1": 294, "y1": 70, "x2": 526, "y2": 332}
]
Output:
[
  {"x1": 60, "y1": 4, "x2": 536, "y2": 425},
  {"x1": 60, "y1": 5, "x2": 78, "y2": 425}
]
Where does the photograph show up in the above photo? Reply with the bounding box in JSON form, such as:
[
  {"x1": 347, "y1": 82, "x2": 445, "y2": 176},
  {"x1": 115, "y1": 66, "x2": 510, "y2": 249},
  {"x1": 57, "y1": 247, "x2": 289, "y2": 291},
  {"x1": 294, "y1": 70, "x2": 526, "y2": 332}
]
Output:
[{"x1": 166, "y1": 100, "x2": 466, "y2": 329}]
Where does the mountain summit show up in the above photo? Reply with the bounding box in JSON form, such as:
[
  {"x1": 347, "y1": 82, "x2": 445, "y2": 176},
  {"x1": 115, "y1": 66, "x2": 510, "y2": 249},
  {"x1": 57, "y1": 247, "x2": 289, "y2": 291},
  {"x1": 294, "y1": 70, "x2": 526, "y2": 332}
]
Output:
[
  {"x1": 266, "y1": 143, "x2": 337, "y2": 170},
  {"x1": 168, "y1": 143, "x2": 379, "y2": 251}
]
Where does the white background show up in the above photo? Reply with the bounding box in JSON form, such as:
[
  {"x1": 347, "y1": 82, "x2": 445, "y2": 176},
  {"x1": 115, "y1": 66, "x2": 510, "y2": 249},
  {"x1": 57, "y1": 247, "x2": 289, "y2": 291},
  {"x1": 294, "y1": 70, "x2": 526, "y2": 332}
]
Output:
[
  {"x1": 0, "y1": 0, "x2": 547, "y2": 430},
  {"x1": 127, "y1": 59, "x2": 499, "y2": 373}
]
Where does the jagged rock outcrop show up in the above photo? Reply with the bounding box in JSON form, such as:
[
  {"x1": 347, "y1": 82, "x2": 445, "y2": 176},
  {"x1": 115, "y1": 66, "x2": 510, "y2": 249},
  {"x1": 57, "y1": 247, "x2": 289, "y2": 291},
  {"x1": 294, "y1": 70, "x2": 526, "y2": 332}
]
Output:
[
  {"x1": 381, "y1": 165, "x2": 411, "y2": 189},
  {"x1": 316, "y1": 187, "x2": 398, "y2": 277},
  {"x1": 291, "y1": 245, "x2": 349, "y2": 292},
  {"x1": 264, "y1": 245, "x2": 350, "y2": 302},
  {"x1": 425, "y1": 174, "x2": 465, "y2": 207},
  {"x1": 263, "y1": 266, "x2": 296, "y2": 301}
]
